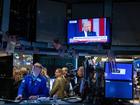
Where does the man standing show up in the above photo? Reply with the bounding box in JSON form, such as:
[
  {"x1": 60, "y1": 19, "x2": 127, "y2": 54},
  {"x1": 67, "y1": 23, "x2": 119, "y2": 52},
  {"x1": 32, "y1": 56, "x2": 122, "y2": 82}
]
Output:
[
  {"x1": 16, "y1": 63, "x2": 49, "y2": 100},
  {"x1": 74, "y1": 66, "x2": 89, "y2": 101},
  {"x1": 74, "y1": 66, "x2": 85, "y2": 96},
  {"x1": 50, "y1": 68, "x2": 66, "y2": 98}
]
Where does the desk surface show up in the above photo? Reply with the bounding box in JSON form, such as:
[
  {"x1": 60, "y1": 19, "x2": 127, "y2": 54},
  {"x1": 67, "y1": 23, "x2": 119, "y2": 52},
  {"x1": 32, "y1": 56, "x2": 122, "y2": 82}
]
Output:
[
  {"x1": 20, "y1": 99, "x2": 70, "y2": 105},
  {"x1": 0, "y1": 97, "x2": 92, "y2": 105}
]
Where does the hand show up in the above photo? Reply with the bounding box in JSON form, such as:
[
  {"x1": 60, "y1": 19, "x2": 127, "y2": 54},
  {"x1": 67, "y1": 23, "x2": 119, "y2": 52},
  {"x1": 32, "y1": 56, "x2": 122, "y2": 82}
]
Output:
[
  {"x1": 29, "y1": 96, "x2": 38, "y2": 100},
  {"x1": 15, "y1": 95, "x2": 22, "y2": 100}
]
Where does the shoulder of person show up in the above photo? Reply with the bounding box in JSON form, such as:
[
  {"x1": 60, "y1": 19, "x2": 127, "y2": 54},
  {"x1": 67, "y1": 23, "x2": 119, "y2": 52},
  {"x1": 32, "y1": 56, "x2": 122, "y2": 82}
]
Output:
[
  {"x1": 57, "y1": 77, "x2": 61, "y2": 80},
  {"x1": 56, "y1": 77, "x2": 63, "y2": 82},
  {"x1": 62, "y1": 76, "x2": 67, "y2": 81},
  {"x1": 22, "y1": 74, "x2": 31, "y2": 80},
  {"x1": 38, "y1": 75, "x2": 47, "y2": 81},
  {"x1": 20, "y1": 75, "x2": 32, "y2": 83}
]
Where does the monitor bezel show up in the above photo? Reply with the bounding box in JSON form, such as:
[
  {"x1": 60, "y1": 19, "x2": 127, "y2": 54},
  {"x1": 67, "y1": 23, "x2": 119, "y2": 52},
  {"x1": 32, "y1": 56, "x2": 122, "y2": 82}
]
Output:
[
  {"x1": 104, "y1": 61, "x2": 133, "y2": 81},
  {"x1": 66, "y1": 17, "x2": 112, "y2": 46}
]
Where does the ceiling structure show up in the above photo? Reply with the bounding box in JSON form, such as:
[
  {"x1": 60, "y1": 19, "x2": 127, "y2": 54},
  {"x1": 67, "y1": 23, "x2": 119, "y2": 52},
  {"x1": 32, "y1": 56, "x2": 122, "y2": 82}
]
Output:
[
  {"x1": 49, "y1": 0, "x2": 103, "y2": 3},
  {"x1": 49, "y1": 0, "x2": 140, "y2": 3}
]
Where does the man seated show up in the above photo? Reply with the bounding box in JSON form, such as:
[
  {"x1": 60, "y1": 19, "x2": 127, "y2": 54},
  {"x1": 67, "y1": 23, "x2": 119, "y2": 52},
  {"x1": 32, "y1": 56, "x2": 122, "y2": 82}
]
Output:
[{"x1": 16, "y1": 63, "x2": 49, "y2": 100}]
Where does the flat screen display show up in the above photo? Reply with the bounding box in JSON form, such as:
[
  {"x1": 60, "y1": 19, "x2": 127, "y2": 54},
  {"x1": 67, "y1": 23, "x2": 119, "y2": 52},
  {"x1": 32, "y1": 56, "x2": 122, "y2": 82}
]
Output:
[
  {"x1": 67, "y1": 18, "x2": 110, "y2": 44},
  {"x1": 105, "y1": 62, "x2": 133, "y2": 81},
  {"x1": 105, "y1": 80, "x2": 133, "y2": 99}
]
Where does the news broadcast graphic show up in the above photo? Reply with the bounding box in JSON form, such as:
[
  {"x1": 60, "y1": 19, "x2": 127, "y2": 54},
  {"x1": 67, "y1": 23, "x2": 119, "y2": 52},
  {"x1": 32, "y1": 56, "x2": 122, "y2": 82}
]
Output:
[{"x1": 67, "y1": 18, "x2": 110, "y2": 44}]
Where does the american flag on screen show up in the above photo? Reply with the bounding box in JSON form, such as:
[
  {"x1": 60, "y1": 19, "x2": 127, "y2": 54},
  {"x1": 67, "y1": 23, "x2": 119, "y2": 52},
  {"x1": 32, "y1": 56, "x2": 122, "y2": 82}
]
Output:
[{"x1": 78, "y1": 18, "x2": 106, "y2": 36}]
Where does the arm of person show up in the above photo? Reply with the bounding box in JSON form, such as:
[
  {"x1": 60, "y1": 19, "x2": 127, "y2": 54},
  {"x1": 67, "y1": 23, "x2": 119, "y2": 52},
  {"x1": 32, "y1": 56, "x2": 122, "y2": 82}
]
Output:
[
  {"x1": 16, "y1": 77, "x2": 27, "y2": 100},
  {"x1": 50, "y1": 79, "x2": 60, "y2": 97}
]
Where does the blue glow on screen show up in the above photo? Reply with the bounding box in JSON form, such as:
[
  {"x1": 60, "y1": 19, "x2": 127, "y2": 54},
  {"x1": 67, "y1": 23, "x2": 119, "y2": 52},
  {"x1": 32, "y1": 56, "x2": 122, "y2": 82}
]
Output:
[
  {"x1": 105, "y1": 62, "x2": 132, "y2": 81},
  {"x1": 105, "y1": 80, "x2": 133, "y2": 99}
]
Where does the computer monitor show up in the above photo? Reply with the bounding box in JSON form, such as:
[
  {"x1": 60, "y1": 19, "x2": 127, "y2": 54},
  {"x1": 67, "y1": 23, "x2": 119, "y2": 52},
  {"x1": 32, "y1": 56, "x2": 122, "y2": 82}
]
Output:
[
  {"x1": 105, "y1": 80, "x2": 133, "y2": 99},
  {"x1": 105, "y1": 62, "x2": 133, "y2": 81}
]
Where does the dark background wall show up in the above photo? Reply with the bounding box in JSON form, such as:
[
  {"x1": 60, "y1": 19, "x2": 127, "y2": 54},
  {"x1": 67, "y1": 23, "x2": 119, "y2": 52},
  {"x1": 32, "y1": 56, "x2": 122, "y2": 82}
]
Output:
[
  {"x1": 112, "y1": 2, "x2": 140, "y2": 46},
  {"x1": 3, "y1": 0, "x2": 140, "y2": 46},
  {"x1": 72, "y1": 2, "x2": 104, "y2": 18},
  {"x1": 33, "y1": 54, "x2": 76, "y2": 77},
  {"x1": 9, "y1": 0, "x2": 36, "y2": 41},
  {"x1": 36, "y1": 0, "x2": 66, "y2": 43},
  {"x1": 36, "y1": 0, "x2": 140, "y2": 46}
]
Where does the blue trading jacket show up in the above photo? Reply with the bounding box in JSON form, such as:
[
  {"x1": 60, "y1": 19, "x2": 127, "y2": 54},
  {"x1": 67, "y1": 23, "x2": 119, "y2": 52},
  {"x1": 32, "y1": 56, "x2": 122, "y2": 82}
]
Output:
[{"x1": 18, "y1": 74, "x2": 49, "y2": 99}]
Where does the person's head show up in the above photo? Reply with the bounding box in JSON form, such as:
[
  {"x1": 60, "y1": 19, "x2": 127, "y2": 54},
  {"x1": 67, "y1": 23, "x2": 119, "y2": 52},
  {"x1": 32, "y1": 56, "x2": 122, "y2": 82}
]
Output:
[
  {"x1": 20, "y1": 67, "x2": 28, "y2": 77},
  {"x1": 32, "y1": 63, "x2": 43, "y2": 77},
  {"x1": 82, "y1": 21, "x2": 92, "y2": 32},
  {"x1": 53, "y1": 38, "x2": 62, "y2": 50},
  {"x1": 41, "y1": 67, "x2": 48, "y2": 77},
  {"x1": 55, "y1": 68, "x2": 63, "y2": 78},
  {"x1": 62, "y1": 67, "x2": 68, "y2": 76},
  {"x1": 77, "y1": 66, "x2": 84, "y2": 78},
  {"x1": 13, "y1": 69, "x2": 21, "y2": 82}
]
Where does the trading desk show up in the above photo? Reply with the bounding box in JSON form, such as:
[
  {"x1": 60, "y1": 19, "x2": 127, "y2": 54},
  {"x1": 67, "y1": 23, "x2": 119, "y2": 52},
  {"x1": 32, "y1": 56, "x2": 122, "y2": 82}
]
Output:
[
  {"x1": 19, "y1": 99, "x2": 70, "y2": 105},
  {"x1": 0, "y1": 97, "x2": 93, "y2": 105}
]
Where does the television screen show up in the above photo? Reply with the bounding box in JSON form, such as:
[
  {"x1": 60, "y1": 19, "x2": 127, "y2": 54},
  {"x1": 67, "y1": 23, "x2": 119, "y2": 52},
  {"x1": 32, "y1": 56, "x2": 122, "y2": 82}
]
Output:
[
  {"x1": 67, "y1": 18, "x2": 110, "y2": 44},
  {"x1": 105, "y1": 80, "x2": 133, "y2": 99},
  {"x1": 105, "y1": 62, "x2": 133, "y2": 81}
]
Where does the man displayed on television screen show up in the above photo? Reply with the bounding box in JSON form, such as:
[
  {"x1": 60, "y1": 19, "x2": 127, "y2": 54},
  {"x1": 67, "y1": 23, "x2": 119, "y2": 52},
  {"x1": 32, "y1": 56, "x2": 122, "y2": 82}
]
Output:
[
  {"x1": 77, "y1": 20, "x2": 96, "y2": 37},
  {"x1": 67, "y1": 18, "x2": 110, "y2": 44}
]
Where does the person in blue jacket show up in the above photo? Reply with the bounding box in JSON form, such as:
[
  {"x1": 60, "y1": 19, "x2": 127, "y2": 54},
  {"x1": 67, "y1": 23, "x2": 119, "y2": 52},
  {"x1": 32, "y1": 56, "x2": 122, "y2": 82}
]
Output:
[{"x1": 16, "y1": 63, "x2": 49, "y2": 100}]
